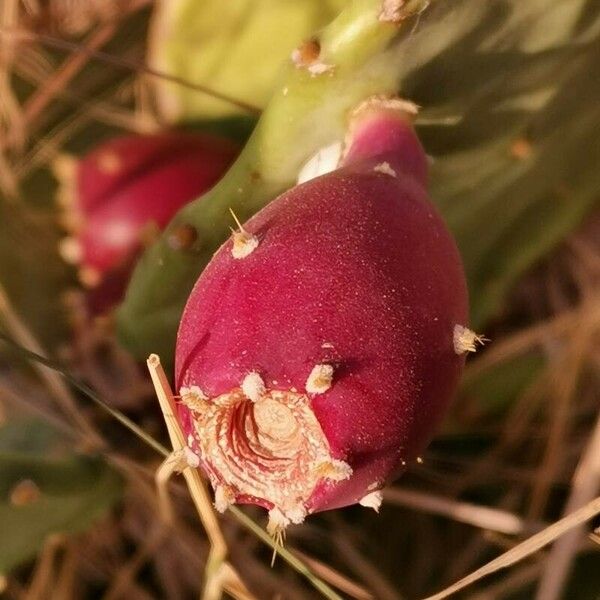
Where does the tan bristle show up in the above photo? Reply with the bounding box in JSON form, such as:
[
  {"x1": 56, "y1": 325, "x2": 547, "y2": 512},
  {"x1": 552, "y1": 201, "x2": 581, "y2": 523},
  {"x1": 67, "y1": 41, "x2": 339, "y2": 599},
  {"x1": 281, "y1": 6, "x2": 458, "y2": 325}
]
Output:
[
  {"x1": 58, "y1": 236, "x2": 82, "y2": 264},
  {"x1": 306, "y1": 364, "x2": 334, "y2": 394},
  {"x1": 79, "y1": 266, "x2": 101, "y2": 288}
]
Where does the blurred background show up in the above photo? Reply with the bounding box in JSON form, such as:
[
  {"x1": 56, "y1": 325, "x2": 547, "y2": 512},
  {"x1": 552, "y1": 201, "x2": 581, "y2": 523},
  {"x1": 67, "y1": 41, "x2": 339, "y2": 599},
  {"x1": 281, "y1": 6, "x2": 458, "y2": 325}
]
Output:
[{"x1": 0, "y1": 1, "x2": 599, "y2": 598}]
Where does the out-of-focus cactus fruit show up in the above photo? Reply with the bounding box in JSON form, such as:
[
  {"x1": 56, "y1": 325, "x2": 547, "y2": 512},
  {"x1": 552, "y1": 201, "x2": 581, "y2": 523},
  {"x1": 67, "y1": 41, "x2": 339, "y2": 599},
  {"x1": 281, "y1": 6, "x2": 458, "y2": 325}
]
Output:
[{"x1": 55, "y1": 131, "x2": 238, "y2": 314}]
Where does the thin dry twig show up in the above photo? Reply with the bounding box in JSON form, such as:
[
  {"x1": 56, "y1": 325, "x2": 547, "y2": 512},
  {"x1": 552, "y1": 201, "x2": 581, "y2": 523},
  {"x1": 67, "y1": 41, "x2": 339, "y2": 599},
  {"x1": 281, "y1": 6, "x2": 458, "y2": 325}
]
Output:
[
  {"x1": 0, "y1": 0, "x2": 26, "y2": 163},
  {"x1": 422, "y1": 496, "x2": 600, "y2": 600},
  {"x1": 23, "y1": 534, "x2": 66, "y2": 600},
  {"x1": 527, "y1": 322, "x2": 594, "y2": 518},
  {"x1": 441, "y1": 492, "x2": 523, "y2": 584},
  {"x1": 0, "y1": 0, "x2": 152, "y2": 153},
  {"x1": 0, "y1": 373, "x2": 76, "y2": 438},
  {"x1": 0, "y1": 150, "x2": 18, "y2": 199},
  {"x1": 534, "y1": 408, "x2": 600, "y2": 600},
  {"x1": 52, "y1": 541, "x2": 78, "y2": 600},
  {"x1": 147, "y1": 355, "x2": 227, "y2": 553},
  {"x1": 0, "y1": 26, "x2": 262, "y2": 116},
  {"x1": 294, "y1": 550, "x2": 375, "y2": 600},
  {"x1": 0, "y1": 26, "x2": 19, "y2": 199},
  {"x1": 466, "y1": 562, "x2": 542, "y2": 600},
  {"x1": 384, "y1": 487, "x2": 542, "y2": 536},
  {"x1": 450, "y1": 374, "x2": 549, "y2": 495},
  {"x1": 13, "y1": 90, "x2": 138, "y2": 181},
  {"x1": 464, "y1": 295, "x2": 600, "y2": 380},
  {"x1": 101, "y1": 527, "x2": 166, "y2": 600},
  {"x1": 0, "y1": 282, "x2": 101, "y2": 445},
  {"x1": 4, "y1": 25, "x2": 116, "y2": 150},
  {"x1": 329, "y1": 515, "x2": 402, "y2": 600}
]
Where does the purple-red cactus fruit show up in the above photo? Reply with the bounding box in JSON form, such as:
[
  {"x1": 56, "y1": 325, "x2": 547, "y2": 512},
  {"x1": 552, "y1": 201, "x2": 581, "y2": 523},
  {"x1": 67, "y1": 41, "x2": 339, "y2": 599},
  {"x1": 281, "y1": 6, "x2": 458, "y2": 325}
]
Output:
[
  {"x1": 175, "y1": 98, "x2": 474, "y2": 533},
  {"x1": 57, "y1": 131, "x2": 238, "y2": 309}
]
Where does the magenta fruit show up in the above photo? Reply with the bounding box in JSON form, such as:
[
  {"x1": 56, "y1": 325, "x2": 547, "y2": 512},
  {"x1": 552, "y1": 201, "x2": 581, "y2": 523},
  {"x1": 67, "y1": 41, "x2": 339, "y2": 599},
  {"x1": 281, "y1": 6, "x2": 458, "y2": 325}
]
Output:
[
  {"x1": 175, "y1": 98, "x2": 473, "y2": 533},
  {"x1": 56, "y1": 131, "x2": 238, "y2": 309}
]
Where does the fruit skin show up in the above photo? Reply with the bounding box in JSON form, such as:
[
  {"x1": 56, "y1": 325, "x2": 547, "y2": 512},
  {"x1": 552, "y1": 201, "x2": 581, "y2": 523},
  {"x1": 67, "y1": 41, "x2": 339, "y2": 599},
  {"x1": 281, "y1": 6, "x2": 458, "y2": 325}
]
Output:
[
  {"x1": 175, "y1": 105, "x2": 469, "y2": 518},
  {"x1": 58, "y1": 131, "x2": 238, "y2": 311}
]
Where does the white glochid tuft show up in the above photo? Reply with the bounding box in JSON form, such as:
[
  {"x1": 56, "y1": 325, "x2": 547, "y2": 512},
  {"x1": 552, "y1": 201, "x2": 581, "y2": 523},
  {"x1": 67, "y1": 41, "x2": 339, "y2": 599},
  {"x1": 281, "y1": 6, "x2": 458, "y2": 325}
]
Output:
[
  {"x1": 242, "y1": 371, "x2": 266, "y2": 403},
  {"x1": 453, "y1": 324, "x2": 487, "y2": 354},
  {"x1": 373, "y1": 162, "x2": 397, "y2": 177},
  {"x1": 306, "y1": 363, "x2": 334, "y2": 394},
  {"x1": 359, "y1": 490, "x2": 383, "y2": 512}
]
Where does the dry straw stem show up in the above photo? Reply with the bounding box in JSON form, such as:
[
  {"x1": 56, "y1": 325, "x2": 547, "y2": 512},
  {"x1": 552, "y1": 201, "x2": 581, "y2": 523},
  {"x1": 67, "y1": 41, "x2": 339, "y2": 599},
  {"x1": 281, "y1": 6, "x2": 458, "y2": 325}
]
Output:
[
  {"x1": 22, "y1": 534, "x2": 66, "y2": 600},
  {"x1": 449, "y1": 374, "x2": 549, "y2": 496},
  {"x1": 293, "y1": 550, "x2": 375, "y2": 600},
  {"x1": 0, "y1": 375, "x2": 74, "y2": 437},
  {"x1": 466, "y1": 562, "x2": 542, "y2": 600},
  {"x1": 527, "y1": 313, "x2": 595, "y2": 519},
  {"x1": 51, "y1": 542, "x2": 77, "y2": 600},
  {"x1": 0, "y1": 27, "x2": 261, "y2": 116},
  {"x1": 0, "y1": 0, "x2": 153, "y2": 153},
  {"x1": 0, "y1": 0, "x2": 22, "y2": 131},
  {"x1": 441, "y1": 491, "x2": 526, "y2": 583},
  {"x1": 328, "y1": 515, "x2": 401, "y2": 600},
  {"x1": 0, "y1": 0, "x2": 23, "y2": 197},
  {"x1": 146, "y1": 354, "x2": 250, "y2": 600},
  {"x1": 535, "y1": 408, "x2": 600, "y2": 600},
  {"x1": 228, "y1": 506, "x2": 344, "y2": 600},
  {"x1": 384, "y1": 488, "x2": 542, "y2": 536},
  {"x1": 14, "y1": 90, "x2": 141, "y2": 182},
  {"x1": 422, "y1": 495, "x2": 600, "y2": 600},
  {"x1": 101, "y1": 529, "x2": 166, "y2": 600},
  {"x1": 2, "y1": 24, "x2": 112, "y2": 148},
  {"x1": 465, "y1": 294, "x2": 600, "y2": 380},
  {"x1": 0, "y1": 148, "x2": 17, "y2": 199}
]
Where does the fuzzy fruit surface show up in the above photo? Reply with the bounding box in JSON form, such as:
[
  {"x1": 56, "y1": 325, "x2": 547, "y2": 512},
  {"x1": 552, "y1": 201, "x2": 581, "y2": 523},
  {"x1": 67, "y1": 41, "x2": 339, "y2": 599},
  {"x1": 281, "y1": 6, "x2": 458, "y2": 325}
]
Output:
[{"x1": 176, "y1": 119, "x2": 468, "y2": 515}]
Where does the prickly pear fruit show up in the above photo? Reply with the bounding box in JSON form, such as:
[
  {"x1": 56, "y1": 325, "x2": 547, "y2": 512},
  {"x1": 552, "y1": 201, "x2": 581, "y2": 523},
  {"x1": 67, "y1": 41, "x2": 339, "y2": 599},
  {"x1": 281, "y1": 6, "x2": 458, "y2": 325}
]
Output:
[
  {"x1": 56, "y1": 131, "x2": 238, "y2": 311},
  {"x1": 175, "y1": 99, "x2": 471, "y2": 533}
]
